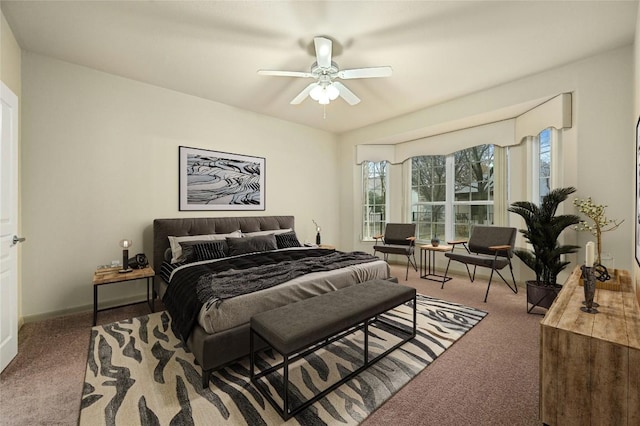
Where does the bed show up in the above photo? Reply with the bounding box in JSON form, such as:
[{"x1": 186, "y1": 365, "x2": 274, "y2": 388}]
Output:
[{"x1": 153, "y1": 216, "x2": 392, "y2": 386}]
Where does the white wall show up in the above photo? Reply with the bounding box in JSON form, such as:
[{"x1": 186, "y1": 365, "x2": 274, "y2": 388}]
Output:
[
  {"x1": 21, "y1": 52, "x2": 338, "y2": 319},
  {"x1": 1, "y1": 11, "x2": 21, "y2": 96},
  {"x1": 339, "y1": 46, "x2": 634, "y2": 281}
]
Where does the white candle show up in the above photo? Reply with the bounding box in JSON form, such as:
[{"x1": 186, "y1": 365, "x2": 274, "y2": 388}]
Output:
[{"x1": 585, "y1": 241, "x2": 595, "y2": 267}]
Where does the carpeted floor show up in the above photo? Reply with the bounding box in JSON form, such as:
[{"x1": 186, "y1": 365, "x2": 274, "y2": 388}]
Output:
[{"x1": 0, "y1": 264, "x2": 542, "y2": 425}]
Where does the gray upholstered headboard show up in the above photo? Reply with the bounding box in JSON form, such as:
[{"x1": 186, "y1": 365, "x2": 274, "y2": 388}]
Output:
[{"x1": 152, "y1": 216, "x2": 295, "y2": 270}]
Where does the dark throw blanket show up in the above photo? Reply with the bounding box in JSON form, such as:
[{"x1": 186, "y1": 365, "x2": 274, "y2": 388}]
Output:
[{"x1": 162, "y1": 249, "x2": 379, "y2": 341}]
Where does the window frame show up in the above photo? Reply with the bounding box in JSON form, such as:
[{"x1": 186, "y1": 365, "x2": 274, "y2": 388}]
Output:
[
  {"x1": 409, "y1": 145, "x2": 495, "y2": 243},
  {"x1": 361, "y1": 160, "x2": 389, "y2": 241},
  {"x1": 532, "y1": 128, "x2": 553, "y2": 205}
]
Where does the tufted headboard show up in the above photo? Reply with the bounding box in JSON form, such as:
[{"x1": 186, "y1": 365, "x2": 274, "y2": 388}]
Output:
[{"x1": 152, "y1": 216, "x2": 295, "y2": 271}]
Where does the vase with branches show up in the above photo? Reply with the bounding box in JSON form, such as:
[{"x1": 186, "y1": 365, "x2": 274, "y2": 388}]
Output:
[{"x1": 573, "y1": 197, "x2": 623, "y2": 265}]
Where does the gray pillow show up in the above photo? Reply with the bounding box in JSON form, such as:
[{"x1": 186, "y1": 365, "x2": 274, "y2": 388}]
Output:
[
  {"x1": 227, "y1": 234, "x2": 277, "y2": 256},
  {"x1": 276, "y1": 231, "x2": 302, "y2": 248}
]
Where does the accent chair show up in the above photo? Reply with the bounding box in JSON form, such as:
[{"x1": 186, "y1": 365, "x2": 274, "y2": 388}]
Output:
[
  {"x1": 443, "y1": 225, "x2": 518, "y2": 302},
  {"x1": 373, "y1": 223, "x2": 417, "y2": 280}
]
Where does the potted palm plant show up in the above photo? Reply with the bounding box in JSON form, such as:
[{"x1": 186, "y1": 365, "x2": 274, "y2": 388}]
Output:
[{"x1": 508, "y1": 187, "x2": 581, "y2": 312}]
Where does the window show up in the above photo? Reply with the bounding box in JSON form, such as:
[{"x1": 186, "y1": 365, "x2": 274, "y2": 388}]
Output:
[
  {"x1": 453, "y1": 145, "x2": 494, "y2": 240},
  {"x1": 362, "y1": 161, "x2": 388, "y2": 240},
  {"x1": 537, "y1": 128, "x2": 552, "y2": 204},
  {"x1": 411, "y1": 156, "x2": 446, "y2": 241},
  {"x1": 411, "y1": 145, "x2": 494, "y2": 242}
]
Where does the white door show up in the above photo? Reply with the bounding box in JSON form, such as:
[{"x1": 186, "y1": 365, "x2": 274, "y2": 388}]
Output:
[{"x1": 0, "y1": 81, "x2": 20, "y2": 372}]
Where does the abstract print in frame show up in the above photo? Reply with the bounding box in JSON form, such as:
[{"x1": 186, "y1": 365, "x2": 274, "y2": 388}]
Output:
[
  {"x1": 636, "y1": 117, "x2": 640, "y2": 266},
  {"x1": 179, "y1": 146, "x2": 265, "y2": 211}
]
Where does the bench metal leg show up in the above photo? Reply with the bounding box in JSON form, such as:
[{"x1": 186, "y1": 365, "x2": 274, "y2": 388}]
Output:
[
  {"x1": 283, "y1": 355, "x2": 290, "y2": 419},
  {"x1": 364, "y1": 319, "x2": 369, "y2": 365}
]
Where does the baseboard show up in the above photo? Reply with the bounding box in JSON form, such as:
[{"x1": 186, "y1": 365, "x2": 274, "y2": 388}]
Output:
[{"x1": 22, "y1": 293, "x2": 151, "y2": 324}]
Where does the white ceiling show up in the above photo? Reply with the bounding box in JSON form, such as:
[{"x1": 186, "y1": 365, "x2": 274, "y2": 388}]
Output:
[{"x1": 2, "y1": 1, "x2": 637, "y2": 134}]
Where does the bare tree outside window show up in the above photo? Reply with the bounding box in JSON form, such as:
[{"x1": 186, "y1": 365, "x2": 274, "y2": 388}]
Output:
[
  {"x1": 411, "y1": 156, "x2": 446, "y2": 241},
  {"x1": 453, "y1": 145, "x2": 494, "y2": 239},
  {"x1": 362, "y1": 161, "x2": 388, "y2": 239},
  {"x1": 411, "y1": 145, "x2": 494, "y2": 242}
]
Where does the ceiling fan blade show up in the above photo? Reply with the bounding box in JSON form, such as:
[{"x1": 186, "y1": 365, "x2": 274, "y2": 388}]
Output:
[
  {"x1": 332, "y1": 82, "x2": 360, "y2": 105},
  {"x1": 258, "y1": 70, "x2": 314, "y2": 78},
  {"x1": 290, "y1": 83, "x2": 318, "y2": 105},
  {"x1": 337, "y1": 66, "x2": 393, "y2": 79},
  {"x1": 314, "y1": 37, "x2": 332, "y2": 68}
]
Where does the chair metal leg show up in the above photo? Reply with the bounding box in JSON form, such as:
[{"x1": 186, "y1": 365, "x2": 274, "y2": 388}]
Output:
[
  {"x1": 442, "y1": 258, "x2": 452, "y2": 289},
  {"x1": 405, "y1": 258, "x2": 410, "y2": 280},
  {"x1": 403, "y1": 253, "x2": 417, "y2": 280},
  {"x1": 485, "y1": 259, "x2": 518, "y2": 302},
  {"x1": 466, "y1": 264, "x2": 475, "y2": 282},
  {"x1": 484, "y1": 268, "x2": 495, "y2": 302},
  {"x1": 508, "y1": 261, "x2": 518, "y2": 293}
]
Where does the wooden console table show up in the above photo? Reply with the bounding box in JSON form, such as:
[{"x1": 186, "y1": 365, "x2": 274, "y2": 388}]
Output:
[{"x1": 539, "y1": 266, "x2": 640, "y2": 425}]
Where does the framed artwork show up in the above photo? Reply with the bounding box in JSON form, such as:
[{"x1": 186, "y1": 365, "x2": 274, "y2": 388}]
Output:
[
  {"x1": 636, "y1": 117, "x2": 640, "y2": 266},
  {"x1": 179, "y1": 146, "x2": 265, "y2": 211}
]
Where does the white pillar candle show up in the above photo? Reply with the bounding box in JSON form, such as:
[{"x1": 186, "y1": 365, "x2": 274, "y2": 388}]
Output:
[{"x1": 585, "y1": 241, "x2": 595, "y2": 267}]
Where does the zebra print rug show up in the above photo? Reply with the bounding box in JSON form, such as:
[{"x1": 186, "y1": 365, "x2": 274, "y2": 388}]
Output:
[{"x1": 80, "y1": 295, "x2": 486, "y2": 425}]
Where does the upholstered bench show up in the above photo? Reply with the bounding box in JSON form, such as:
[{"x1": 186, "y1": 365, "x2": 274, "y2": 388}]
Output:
[{"x1": 250, "y1": 279, "x2": 416, "y2": 420}]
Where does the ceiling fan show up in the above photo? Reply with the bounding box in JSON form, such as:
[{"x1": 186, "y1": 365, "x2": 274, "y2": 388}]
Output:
[{"x1": 257, "y1": 36, "x2": 392, "y2": 106}]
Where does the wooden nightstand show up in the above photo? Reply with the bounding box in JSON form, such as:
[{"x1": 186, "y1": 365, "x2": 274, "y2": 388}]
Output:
[
  {"x1": 92, "y1": 265, "x2": 155, "y2": 325},
  {"x1": 318, "y1": 244, "x2": 336, "y2": 250}
]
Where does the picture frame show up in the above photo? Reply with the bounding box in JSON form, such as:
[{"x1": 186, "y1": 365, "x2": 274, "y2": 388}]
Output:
[
  {"x1": 636, "y1": 116, "x2": 640, "y2": 267},
  {"x1": 179, "y1": 146, "x2": 265, "y2": 211}
]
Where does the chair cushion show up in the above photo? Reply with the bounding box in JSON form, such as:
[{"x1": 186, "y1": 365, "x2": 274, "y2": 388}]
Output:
[
  {"x1": 374, "y1": 244, "x2": 414, "y2": 255},
  {"x1": 445, "y1": 252, "x2": 510, "y2": 269}
]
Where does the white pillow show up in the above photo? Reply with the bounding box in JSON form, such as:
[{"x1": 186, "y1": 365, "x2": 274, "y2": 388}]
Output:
[
  {"x1": 242, "y1": 228, "x2": 292, "y2": 237},
  {"x1": 168, "y1": 230, "x2": 241, "y2": 263}
]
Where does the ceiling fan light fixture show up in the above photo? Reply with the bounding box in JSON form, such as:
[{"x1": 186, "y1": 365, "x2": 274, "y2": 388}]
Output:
[
  {"x1": 327, "y1": 83, "x2": 339, "y2": 100},
  {"x1": 309, "y1": 84, "x2": 323, "y2": 101},
  {"x1": 309, "y1": 83, "x2": 336, "y2": 105}
]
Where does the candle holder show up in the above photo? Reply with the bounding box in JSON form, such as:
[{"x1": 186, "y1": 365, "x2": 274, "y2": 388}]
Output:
[
  {"x1": 119, "y1": 239, "x2": 133, "y2": 273},
  {"x1": 580, "y1": 265, "x2": 598, "y2": 314},
  {"x1": 312, "y1": 219, "x2": 321, "y2": 245}
]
